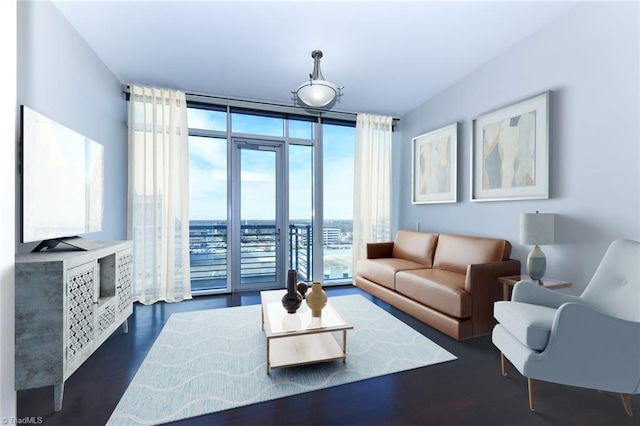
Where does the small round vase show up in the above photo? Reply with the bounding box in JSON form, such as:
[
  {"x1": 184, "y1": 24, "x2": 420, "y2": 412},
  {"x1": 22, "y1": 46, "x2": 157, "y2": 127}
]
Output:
[
  {"x1": 306, "y1": 281, "x2": 327, "y2": 318},
  {"x1": 282, "y1": 270, "x2": 303, "y2": 314},
  {"x1": 297, "y1": 282, "x2": 308, "y2": 298}
]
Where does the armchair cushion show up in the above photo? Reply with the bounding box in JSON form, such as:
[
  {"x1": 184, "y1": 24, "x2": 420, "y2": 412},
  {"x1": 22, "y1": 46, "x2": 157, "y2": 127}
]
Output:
[{"x1": 494, "y1": 301, "x2": 557, "y2": 350}]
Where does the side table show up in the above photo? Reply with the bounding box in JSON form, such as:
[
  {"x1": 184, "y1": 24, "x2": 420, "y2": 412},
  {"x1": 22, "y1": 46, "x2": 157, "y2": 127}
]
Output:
[{"x1": 498, "y1": 275, "x2": 572, "y2": 301}]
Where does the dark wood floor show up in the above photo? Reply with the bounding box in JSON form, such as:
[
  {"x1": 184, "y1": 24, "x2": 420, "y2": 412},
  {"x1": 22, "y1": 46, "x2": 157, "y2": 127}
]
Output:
[{"x1": 17, "y1": 285, "x2": 637, "y2": 425}]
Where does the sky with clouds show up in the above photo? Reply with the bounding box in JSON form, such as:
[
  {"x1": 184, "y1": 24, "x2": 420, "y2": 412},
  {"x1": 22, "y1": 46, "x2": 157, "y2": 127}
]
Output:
[{"x1": 187, "y1": 110, "x2": 354, "y2": 222}]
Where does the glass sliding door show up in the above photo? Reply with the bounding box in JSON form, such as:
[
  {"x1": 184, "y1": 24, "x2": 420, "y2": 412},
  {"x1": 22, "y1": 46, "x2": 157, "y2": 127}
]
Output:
[{"x1": 231, "y1": 139, "x2": 285, "y2": 291}]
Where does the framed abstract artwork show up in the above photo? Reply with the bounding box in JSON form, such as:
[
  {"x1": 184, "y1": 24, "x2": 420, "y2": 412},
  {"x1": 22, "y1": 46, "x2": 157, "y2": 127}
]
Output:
[
  {"x1": 411, "y1": 122, "x2": 457, "y2": 204},
  {"x1": 471, "y1": 91, "x2": 550, "y2": 202}
]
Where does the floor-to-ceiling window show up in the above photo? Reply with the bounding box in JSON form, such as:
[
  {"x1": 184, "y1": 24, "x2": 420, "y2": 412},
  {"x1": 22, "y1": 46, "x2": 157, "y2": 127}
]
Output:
[
  {"x1": 186, "y1": 102, "x2": 355, "y2": 294},
  {"x1": 322, "y1": 122, "x2": 355, "y2": 283},
  {"x1": 187, "y1": 107, "x2": 228, "y2": 293},
  {"x1": 288, "y1": 118, "x2": 314, "y2": 282}
]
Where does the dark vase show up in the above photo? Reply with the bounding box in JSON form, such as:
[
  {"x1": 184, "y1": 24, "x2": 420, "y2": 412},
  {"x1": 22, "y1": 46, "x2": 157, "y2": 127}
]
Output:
[
  {"x1": 282, "y1": 270, "x2": 303, "y2": 314},
  {"x1": 297, "y1": 282, "x2": 308, "y2": 298}
]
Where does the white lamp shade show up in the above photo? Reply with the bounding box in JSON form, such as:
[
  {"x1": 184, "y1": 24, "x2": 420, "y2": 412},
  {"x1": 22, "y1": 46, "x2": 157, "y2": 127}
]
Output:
[
  {"x1": 295, "y1": 80, "x2": 338, "y2": 107},
  {"x1": 520, "y1": 213, "x2": 555, "y2": 245}
]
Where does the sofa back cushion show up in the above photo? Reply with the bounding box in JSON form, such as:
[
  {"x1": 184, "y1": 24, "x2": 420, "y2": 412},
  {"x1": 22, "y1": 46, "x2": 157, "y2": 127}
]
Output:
[
  {"x1": 392, "y1": 230, "x2": 439, "y2": 267},
  {"x1": 433, "y1": 234, "x2": 512, "y2": 274}
]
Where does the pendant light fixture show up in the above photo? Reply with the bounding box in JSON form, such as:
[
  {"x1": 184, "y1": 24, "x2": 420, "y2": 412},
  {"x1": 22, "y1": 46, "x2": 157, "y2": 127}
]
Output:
[{"x1": 292, "y1": 50, "x2": 343, "y2": 108}]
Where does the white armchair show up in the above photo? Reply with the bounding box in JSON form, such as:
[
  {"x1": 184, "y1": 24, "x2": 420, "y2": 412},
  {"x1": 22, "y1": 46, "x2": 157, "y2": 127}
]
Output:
[{"x1": 492, "y1": 239, "x2": 640, "y2": 416}]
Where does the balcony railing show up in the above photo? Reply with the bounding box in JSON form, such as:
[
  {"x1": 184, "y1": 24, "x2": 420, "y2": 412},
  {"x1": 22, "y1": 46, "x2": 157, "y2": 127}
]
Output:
[{"x1": 189, "y1": 222, "x2": 351, "y2": 292}]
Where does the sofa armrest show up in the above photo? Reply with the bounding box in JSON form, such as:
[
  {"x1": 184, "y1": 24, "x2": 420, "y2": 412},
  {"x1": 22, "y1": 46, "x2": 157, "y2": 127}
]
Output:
[
  {"x1": 366, "y1": 242, "x2": 394, "y2": 259},
  {"x1": 464, "y1": 259, "x2": 521, "y2": 336},
  {"x1": 464, "y1": 259, "x2": 521, "y2": 294}
]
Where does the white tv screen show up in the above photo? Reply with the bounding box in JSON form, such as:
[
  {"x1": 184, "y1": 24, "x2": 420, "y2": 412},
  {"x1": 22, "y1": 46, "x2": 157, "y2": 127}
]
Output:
[{"x1": 21, "y1": 105, "x2": 104, "y2": 243}]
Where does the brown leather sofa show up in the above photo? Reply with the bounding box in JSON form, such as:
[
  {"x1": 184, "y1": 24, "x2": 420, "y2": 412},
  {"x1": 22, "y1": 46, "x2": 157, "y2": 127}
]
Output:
[{"x1": 354, "y1": 230, "x2": 520, "y2": 340}]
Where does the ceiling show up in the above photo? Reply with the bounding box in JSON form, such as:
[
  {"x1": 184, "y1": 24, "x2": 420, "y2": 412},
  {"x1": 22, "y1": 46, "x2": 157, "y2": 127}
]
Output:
[{"x1": 52, "y1": 1, "x2": 578, "y2": 118}]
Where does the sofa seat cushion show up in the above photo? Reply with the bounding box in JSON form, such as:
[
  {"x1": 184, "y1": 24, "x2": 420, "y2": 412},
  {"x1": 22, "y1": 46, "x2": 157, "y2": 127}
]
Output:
[
  {"x1": 395, "y1": 269, "x2": 471, "y2": 318},
  {"x1": 494, "y1": 301, "x2": 557, "y2": 351},
  {"x1": 357, "y1": 258, "x2": 426, "y2": 290}
]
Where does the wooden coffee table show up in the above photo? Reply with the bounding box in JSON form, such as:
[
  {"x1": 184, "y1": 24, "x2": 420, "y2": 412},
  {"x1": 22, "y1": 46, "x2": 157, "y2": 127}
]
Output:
[{"x1": 260, "y1": 290, "x2": 353, "y2": 374}]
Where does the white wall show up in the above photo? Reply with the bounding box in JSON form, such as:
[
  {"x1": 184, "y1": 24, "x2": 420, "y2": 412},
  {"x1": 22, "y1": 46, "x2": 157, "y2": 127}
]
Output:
[
  {"x1": 1, "y1": 0, "x2": 17, "y2": 419},
  {"x1": 17, "y1": 0, "x2": 128, "y2": 253},
  {"x1": 396, "y1": 2, "x2": 639, "y2": 295}
]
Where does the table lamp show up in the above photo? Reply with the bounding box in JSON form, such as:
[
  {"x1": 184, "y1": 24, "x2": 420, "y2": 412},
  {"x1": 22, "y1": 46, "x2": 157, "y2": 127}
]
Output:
[{"x1": 520, "y1": 211, "x2": 555, "y2": 283}]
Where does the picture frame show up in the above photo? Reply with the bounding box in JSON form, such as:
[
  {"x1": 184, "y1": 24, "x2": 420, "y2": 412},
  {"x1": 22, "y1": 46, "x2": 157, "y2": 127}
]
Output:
[
  {"x1": 411, "y1": 122, "x2": 457, "y2": 204},
  {"x1": 471, "y1": 91, "x2": 550, "y2": 202}
]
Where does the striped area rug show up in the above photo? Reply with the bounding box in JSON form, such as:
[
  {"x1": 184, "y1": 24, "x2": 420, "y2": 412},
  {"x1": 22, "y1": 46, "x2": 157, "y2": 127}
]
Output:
[{"x1": 107, "y1": 295, "x2": 456, "y2": 425}]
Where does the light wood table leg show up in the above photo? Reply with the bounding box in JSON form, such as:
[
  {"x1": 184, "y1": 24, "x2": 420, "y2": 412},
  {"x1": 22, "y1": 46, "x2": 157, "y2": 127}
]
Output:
[
  {"x1": 528, "y1": 378, "x2": 537, "y2": 411},
  {"x1": 502, "y1": 283, "x2": 510, "y2": 301},
  {"x1": 621, "y1": 393, "x2": 633, "y2": 416},
  {"x1": 500, "y1": 353, "x2": 508, "y2": 376},
  {"x1": 342, "y1": 330, "x2": 347, "y2": 363},
  {"x1": 266, "y1": 338, "x2": 270, "y2": 374}
]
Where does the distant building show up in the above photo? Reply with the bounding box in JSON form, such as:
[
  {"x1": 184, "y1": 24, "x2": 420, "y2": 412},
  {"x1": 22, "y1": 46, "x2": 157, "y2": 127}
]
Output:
[{"x1": 323, "y1": 228, "x2": 341, "y2": 246}]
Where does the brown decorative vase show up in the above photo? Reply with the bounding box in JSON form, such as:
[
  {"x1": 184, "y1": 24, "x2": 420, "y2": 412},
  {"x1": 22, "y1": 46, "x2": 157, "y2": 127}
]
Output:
[
  {"x1": 297, "y1": 282, "x2": 308, "y2": 298},
  {"x1": 281, "y1": 270, "x2": 303, "y2": 314},
  {"x1": 306, "y1": 281, "x2": 327, "y2": 317}
]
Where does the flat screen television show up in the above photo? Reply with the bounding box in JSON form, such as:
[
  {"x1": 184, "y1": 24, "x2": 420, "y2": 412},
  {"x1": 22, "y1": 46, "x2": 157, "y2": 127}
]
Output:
[{"x1": 20, "y1": 105, "x2": 104, "y2": 249}]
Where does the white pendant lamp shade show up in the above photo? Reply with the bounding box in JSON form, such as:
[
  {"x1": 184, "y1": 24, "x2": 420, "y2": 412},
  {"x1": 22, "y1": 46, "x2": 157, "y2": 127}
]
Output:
[
  {"x1": 293, "y1": 50, "x2": 342, "y2": 108},
  {"x1": 295, "y1": 80, "x2": 338, "y2": 107}
]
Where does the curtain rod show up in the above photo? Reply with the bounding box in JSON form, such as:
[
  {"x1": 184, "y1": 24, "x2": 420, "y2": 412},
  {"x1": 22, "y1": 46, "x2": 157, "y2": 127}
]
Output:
[{"x1": 122, "y1": 85, "x2": 399, "y2": 124}]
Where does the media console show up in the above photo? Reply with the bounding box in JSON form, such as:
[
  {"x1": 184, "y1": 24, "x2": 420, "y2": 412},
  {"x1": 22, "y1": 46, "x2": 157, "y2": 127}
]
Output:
[{"x1": 15, "y1": 240, "x2": 133, "y2": 411}]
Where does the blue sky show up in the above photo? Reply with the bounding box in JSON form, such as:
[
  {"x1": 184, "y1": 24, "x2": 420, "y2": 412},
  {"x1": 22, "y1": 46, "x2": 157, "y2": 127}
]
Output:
[{"x1": 187, "y1": 109, "x2": 354, "y2": 222}]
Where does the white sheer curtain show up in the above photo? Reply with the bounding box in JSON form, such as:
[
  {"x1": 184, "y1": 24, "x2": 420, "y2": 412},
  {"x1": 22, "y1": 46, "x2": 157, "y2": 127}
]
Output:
[
  {"x1": 352, "y1": 113, "x2": 393, "y2": 275},
  {"x1": 127, "y1": 85, "x2": 192, "y2": 304}
]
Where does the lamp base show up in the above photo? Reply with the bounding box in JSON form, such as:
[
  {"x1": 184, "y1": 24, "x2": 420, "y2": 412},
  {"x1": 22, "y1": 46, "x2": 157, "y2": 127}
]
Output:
[{"x1": 527, "y1": 245, "x2": 547, "y2": 283}]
